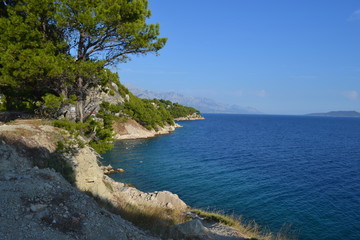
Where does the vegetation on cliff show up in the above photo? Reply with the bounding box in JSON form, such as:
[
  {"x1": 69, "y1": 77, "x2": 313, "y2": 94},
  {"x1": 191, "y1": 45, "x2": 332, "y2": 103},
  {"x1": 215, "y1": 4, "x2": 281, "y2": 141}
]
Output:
[
  {"x1": 0, "y1": 0, "x2": 201, "y2": 153},
  {"x1": 0, "y1": 2, "x2": 290, "y2": 239},
  {"x1": 152, "y1": 99, "x2": 201, "y2": 119},
  {"x1": 124, "y1": 93, "x2": 174, "y2": 130},
  {"x1": 0, "y1": 0, "x2": 166, "y2": 121},
  {"x1": 123, "y1": 96, "x2": 202, "y2": 129}
]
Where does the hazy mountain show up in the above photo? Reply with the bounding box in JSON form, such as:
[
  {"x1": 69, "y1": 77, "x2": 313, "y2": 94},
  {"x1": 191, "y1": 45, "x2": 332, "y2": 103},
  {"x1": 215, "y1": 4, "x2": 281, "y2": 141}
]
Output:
[
  {"x1": 306, "y1": 111, "x2": 360, "y2": 117},
  {"x1": 126, "y1": 85, "x2": 261, "y2": 114}
]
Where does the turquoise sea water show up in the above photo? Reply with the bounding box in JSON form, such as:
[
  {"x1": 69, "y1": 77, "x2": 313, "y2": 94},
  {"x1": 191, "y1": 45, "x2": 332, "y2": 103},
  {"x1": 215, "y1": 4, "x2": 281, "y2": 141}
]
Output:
[{"x1": 101, "y1": 114, "x2": 360, "y2": 240}]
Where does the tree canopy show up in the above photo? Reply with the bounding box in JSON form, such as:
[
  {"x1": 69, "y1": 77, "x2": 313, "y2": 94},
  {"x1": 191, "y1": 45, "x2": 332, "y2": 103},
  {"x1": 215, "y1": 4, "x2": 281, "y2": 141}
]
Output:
[
  {"x1": 0, "y1": 0, "x2": 167, "y2": 122},
  {"x1": 56, "y1": 0, "x2": 166, "y2": 64},
  {"x1": 0, "y1": 0, "x2": 203, "y2": 154}
]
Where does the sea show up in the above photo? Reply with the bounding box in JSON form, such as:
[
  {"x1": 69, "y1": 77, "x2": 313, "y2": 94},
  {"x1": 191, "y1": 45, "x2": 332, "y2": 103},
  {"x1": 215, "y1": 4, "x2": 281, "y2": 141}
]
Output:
[{"x1": 101, "y1": 114, "x2": 360, "y2": 240}]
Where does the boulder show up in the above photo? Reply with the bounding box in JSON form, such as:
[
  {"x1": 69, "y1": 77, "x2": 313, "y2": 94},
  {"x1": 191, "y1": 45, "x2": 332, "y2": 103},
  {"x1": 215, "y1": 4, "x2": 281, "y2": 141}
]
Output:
[
  {"x1": 169, "y1": 219, "x2": 209, "y2": 239},
  {"x1": 153, "y1": 191, "x2": 188, "y2": 210},
  {"x1": 30, "y1": 204, "x2": 48, "y2": 212},
  {"x1": 101, "y1": 165, "x2": 125, "y2": 175}
]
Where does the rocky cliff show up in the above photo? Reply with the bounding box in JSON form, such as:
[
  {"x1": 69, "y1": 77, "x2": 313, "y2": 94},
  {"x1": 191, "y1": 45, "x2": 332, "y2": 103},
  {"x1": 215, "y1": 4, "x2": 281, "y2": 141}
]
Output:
[
  {"x1": 0, "y1": 120, "x2": 186, "y2": 240},
  {"x1": 113, "y1": 118, "x2": 182, "y2": 140},
  {"x1": 174, "y1": 113, "x2": 205, "y2": 121},
  {"x1": 0, "y1": 120, "x2": 250, "y2": 240},
  {"x1": 0, "y1": 167, "x2": 157, "y2": 240}
]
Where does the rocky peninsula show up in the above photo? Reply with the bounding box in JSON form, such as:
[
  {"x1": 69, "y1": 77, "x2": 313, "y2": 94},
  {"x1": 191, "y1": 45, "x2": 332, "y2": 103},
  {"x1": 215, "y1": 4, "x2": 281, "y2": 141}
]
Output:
[
  {"x1": 174, "y1": 113, "x2": 205, "y2": 121},
  {"x1": 113, "y1": 118, "x2": 182, "y2": 140},
  {"x1": 0, "y1": 119, "x2": 250, "y2": 240}
]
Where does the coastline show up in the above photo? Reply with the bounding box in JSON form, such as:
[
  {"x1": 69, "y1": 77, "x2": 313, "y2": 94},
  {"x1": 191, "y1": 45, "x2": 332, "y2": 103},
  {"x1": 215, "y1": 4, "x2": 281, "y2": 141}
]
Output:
[
  {"x1": 112, "y1": 114, "x2": 205, "y2": 140},
  {"x1": 0, "y1": 120, "x2": 188, "y2": 210},
  {"x1": 112, "y1": 113, "x2": 205, "y2": 140},
  {"x1": 0, "y1": 120, "x2": 188, "y2": 239},
  {"x1": 112, "y1": 118, "x2": 183, "y2": 140},
  {"x1": 174, "y1": 113, "x2": 205, "y2": 121},
  {"x1": 0, "y1": 119, "x2": 252, "y2": 239},
  {"x1": 174, "y1": 116, "x2": 205, "y2": 121}
]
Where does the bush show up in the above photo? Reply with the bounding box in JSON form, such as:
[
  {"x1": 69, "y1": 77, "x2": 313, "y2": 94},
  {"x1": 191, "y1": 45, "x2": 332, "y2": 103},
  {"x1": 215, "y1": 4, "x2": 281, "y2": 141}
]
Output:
[
  {"x1": 124, "y1": 94, "x2": 174, "y2": 130},
  {"x1": 52, "y1": 99, "x2": 126, "y2": 154},
  {"x1": 152, "y1": 99, "x2": 200, "y2": 118},
  {"x1": 36, "y1": 93, "x2": 77, "y2": 119},
  {"x1": 45, "y1": 155, "x2": 75, "y2": 184}
]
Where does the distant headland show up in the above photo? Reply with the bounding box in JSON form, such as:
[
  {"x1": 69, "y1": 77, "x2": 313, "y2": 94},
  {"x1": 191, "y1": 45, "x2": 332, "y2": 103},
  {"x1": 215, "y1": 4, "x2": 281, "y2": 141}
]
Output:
[{"x1": 306, "y1": 111, "x2": 360, "y2": 117}]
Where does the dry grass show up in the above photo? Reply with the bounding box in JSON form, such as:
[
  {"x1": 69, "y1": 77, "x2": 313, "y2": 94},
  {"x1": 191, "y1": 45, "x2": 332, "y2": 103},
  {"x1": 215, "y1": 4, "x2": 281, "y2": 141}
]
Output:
[
  {"x1": 86, "y1": 192, "x2": 187, "y2": 237},
  {"x1": 0, "y1": 129, "x2": 34, "y2": 141},
  {"x1": 82, "y1": 191, "x2": 298, "y2": 240},
  {"x1": 192, "y1": 209, "x2": 241, "y2": 227},
  {"x1": 112, "y1": 117, "x2": 130, "y2": 135},
  {"x1": 191, "y1": 209, "x2": 298, "y2": 240},
  {"x1": 10, "y1": 119, "x2": 51, "y2": 126},
  {"x1": 0, "y1": 119, "x2": 63, "y2": 146},
  {"x1": 113, "y1": 199, "x2": 187, "y2": 236}
]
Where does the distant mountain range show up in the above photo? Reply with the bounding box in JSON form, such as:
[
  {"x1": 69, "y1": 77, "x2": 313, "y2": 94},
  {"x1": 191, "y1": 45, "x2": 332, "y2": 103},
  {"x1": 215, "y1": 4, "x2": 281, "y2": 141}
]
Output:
[
  {"x1": 306, "y1": 111, "x2": 360, "y2": 117},
  {"x1": 126, "y1": 85, "x2": 261, "y2": 114}
]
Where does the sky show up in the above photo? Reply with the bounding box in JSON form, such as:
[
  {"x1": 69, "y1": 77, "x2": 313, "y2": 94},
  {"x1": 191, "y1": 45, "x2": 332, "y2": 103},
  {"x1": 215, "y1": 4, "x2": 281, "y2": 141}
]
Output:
[{"x1": 113, "y1": 0, "x2": 360, "y2": 115}]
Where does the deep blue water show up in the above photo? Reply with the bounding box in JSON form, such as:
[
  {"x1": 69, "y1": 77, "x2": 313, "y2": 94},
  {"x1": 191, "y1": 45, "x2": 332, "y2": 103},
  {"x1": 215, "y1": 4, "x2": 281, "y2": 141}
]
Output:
[{"x1": 101, "y1": 114, "x2": 360, "y2": 240}]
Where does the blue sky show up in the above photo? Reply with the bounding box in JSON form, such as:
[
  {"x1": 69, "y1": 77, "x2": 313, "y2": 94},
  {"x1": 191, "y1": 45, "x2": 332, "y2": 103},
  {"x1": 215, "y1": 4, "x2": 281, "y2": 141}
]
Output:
[{"x1": 114, "y1": 0, "x2": 360, "y2": 115}]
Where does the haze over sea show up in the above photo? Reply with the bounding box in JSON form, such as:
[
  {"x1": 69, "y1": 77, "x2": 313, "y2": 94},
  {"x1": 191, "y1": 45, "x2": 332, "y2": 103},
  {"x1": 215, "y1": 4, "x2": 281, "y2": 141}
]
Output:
[{"x1": 102, "y1": 114, "x2": 360, "y2": 240}]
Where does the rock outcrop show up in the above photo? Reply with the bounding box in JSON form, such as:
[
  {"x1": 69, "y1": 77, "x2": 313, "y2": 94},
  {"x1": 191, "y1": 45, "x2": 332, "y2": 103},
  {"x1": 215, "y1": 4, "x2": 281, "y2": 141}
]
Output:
[
  {"x1": 169, "y1": 219, "x2": 209, "y2": 239},
  {"x1": 101, "y1": 165, "x2": 125, "y2": 175},
  {"x1": 0, "y1": 120, "x2": 188, "y2": 239},
  {"x1": 0, "y1": 120, "x2": 188, "y2": 211},
  {"x1": 0, "y1": 168, "x2": 157, "y2": 240},
  {"x1": 174, "y1": 113, "x2": 205, "y2": 121},
  {"x1": 113, "y1": 118, "x2": 182, "y2": 140},
  {"x1": 59, "y1": 83, "x2": 126, "y2": 121},
  {"x1": 71, "y1": 144, "x2": 188, "y2": 211},
  {"x1": 0, "y1": 119, "x2": 249, "y2": 240}
]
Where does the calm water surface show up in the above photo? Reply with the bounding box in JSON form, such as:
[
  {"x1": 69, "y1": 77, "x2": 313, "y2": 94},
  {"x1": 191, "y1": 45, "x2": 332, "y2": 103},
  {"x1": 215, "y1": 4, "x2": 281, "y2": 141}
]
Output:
[{"x1": 101, "y1": 114, "x2": 360, "y2": 240}]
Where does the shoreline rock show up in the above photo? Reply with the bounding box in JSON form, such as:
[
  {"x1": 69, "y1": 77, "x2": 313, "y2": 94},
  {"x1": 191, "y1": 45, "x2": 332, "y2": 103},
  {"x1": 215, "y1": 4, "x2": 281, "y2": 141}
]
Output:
[
  {"x1": 174, "y1": 116, "x2": 205, "y2": 121},
  {"x1": 101, "y1": 165, "x2": 125, "y2": 175},
  {"x1": 0, "y1": 121, "x2": 188, "y2": 211},
  {"x1": 0, "y1": 167, "x2": 158, "y2": 240},
  {"x1": 174, "y1": 113, "x2": 205, "y2": 121},
  {"x1": 0, "y1": 119, "x2": 249, "y2": 240},
  {"x1": 0, "y1": 120, "x2": 188, "y2": 240},
  {"x1": 113, "y1": 118, "x2": 182, "y2": 140}
]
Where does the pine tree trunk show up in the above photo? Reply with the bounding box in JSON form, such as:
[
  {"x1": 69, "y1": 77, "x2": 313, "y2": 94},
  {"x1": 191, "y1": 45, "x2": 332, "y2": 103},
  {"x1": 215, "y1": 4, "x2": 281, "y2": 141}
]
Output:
[
  {"x1": 76, "y1": 100, "x2": 84, "y2": 122},
  {"x1": 76, "y1": 76, "x2": 84, "y2": 123}
]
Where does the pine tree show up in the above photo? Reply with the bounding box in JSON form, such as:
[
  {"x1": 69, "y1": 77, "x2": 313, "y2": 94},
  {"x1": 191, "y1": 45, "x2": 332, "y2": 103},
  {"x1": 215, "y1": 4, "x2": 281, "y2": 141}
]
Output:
[{"x1": 0, "y1": 0, "x2": 166, "y2": 121}]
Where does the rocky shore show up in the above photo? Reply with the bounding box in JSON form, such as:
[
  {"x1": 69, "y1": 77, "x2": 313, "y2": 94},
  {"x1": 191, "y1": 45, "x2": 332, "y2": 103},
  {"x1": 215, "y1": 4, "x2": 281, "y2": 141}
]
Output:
[
  {"x1": 0, "y1": 167, "x2": 157, "y2": 240},
  {"x1": 0, "y1": 120, "x2": 249, "y2": 240},
  {"x1": 174, "y1": 113, "x2": 205, "y2": 121},
  {"x1": 113, "y1": 118, "x2": 182, "y2": 140}
]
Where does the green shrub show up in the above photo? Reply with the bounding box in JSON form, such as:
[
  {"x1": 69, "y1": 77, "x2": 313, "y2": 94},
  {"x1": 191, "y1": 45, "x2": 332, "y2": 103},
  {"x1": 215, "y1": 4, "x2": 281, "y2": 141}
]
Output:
[
  {"x1": 52, "y1": 119, "x2": 86, "y2": 137},
  {"x1": 0, "y1": 95, "x2": 6, "y2": 111},
  {"x1": 53, "y1": 119, "x2": 111, "y2": 154},
  {"x1": 146, "y1": 98, "x2": 200, "y2": 119},
  {"x1": 52, "y1": 100, "x2": 121, "y2": 154},
  {"x1": 35, "y1": 93, "x2": 78, "y2": 118},
  {"x1": 124, "y1": 94, "x2": 175, "y2": 130},
  {"x1": 117, "y1": 82, "x2": 130, "y2": 98},
  {"x1": 45, "y1": 154, "x2": 75, "y2": 184}
]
